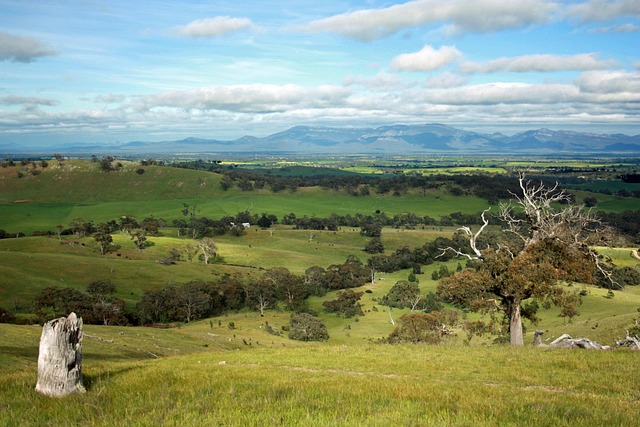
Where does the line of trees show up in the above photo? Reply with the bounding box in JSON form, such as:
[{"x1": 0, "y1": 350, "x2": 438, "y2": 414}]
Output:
[{"x1": 20, "y1": 256, "x2": 372, "y2": 326}]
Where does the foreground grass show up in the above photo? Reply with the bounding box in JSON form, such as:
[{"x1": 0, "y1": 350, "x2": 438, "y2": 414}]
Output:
[{"x1": 1, "y1": 327, "x2": 638, "y2": 427}]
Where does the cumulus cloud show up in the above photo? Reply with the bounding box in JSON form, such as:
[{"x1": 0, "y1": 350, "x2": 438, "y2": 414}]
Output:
[
  {"x1": 575, "y1": 70, "x2": 640, "y2": 94},
  {"x1": 391, "y1": 45, "x2": 461, "y2": 72},
  {"x1": 0, "y1": 95, "x2": 57, "y2": 106},
  {"x1": 588, "y1": 23, "x2": 640, "y2": 33},
  {"x1": 298, "y1": 0, "x2": 557, "y2": 41},
  {"x1": 461, "y1": 53, "x2": 616, "y2": 73},
  {"x1": 343, "y1": 72, "x2": 415, "y2": 91},
  {"x1": 134, "y1": 84, "x2": 352, "y2": 113},
  {"x1": 175, "y1": 16, "x2": 253, "y2": 38},
  {"x1": 0, "y1": 31, "x2": 57, "y2": 63},
  {"x1": 567, "y1": 0, "x2": 640, "y2": 23},
  {"x1": 425, "y1": 72, "x2": 468, "y2": 88}
]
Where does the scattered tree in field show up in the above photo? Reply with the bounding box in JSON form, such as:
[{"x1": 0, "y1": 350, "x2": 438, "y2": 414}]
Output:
[
  {"x1": 140, "y1": 217, "x2": 162, "y2": 235},
  {"x1": 584, "y1": 196, "x2": 598, "y2": 208},
  {"x1": 131, "y1": 230, "x2": 147, "y2": 250},
  {"x1": 364, "y1": 237, "x2": 385, "y2": 254},
  {"x1": 178, "y1": 281, "x2": 211, "y2": 323},
  {"x1": 381, "y1": 280, "x2": 421, "y2": 310},
  {"x1": 94, "y1": 231, "x2": 113, "y2": 255},
  {"x1": 87, "y1": 279, "x2": 116, "y2": 298},
  {"x1": 607, "y1": 266, "x2": 640, "y2": 290},
  {"x1": 0, "y1": 306, "x2": 16, "y2": 323},
  {"x1": 257, "y1": 214, "x2": 272, "y2": 229},
  {"x1": 157, "y1": 248, "x2": 181, "y2": 265},
  {"x1": 360, "y1": 222, "x2": 382, "y2": 238},
  {"x1": 55, "y1": 225, "x2": 64, "y2": 241},
  {"x1": 198, "y1": 237, "x2": 218, "y2": 264},
  {"x1": 230, "y1": 224, "x2": 246, "y2": 236},
  {"x1": 387, "y1": 310, "x2": 460, "y2": 344},
  {"x1": 69, "y1": 217, "x2": 94, "y2": 237},
  {"x1": 182, "y1": 243, "x2": 199, "y2": 262},
  {"x1": 119, "y1": 216, "x2": 138, "y2": 235},
  {"x1": 86, "y1": 280, "x2": 125, "y2": 325},
  {"x1": 323, "y1": 289, "x2": 364, "y2": 318},
  {"x1": 288, "y1": 313, "x2": 329, "y2": 341},
  {"x1": 437, "y1": 173, "x2": 612, "y2": 346}
]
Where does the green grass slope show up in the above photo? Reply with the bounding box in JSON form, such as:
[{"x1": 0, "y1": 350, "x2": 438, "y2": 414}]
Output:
[
  {"x1": 1, "y1": 321, "x2": 639, "y2": 426},
  {"x1": 2, "y1": 160, "x2": 488, "y2": 233}
]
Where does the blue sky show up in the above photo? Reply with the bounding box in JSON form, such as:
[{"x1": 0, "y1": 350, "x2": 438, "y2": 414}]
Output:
[{"x1": 1, "y1": 0, "x2": 639, "y2": 147}]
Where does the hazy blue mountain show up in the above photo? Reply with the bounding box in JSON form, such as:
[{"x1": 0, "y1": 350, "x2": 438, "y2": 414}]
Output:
[{"x1": 3, "y1": 124, "x2": 640, "y2": 155}]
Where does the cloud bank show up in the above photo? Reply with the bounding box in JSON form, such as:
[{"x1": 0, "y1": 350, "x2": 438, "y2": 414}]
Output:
[
  {"x1": 299, "y1": 0, "x2": 557, "y2": 40},
  {"x1": 175, "y1": 16, "x2": 253, "y2": 38},
  {"x1": 0, "y1": 31, "x2": 57, "y2": 63}
]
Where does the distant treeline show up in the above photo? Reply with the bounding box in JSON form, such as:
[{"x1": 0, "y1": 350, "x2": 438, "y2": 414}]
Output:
[{"x1": 172, "y1": 159, "x2": 526, "y2": 204}]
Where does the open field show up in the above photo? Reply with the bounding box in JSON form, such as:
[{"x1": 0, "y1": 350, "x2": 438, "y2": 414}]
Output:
[
  {"x1": 1, "y1": 320, "x2": 640, "y2": 426},
  {"x1": 1, "y1": 157, "x2": 640, "y2": 425}
]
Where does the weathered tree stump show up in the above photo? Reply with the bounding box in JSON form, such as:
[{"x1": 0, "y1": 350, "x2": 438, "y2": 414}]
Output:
[{"x1": 35, "y1": 312, "x2": 86, "y2": 397}]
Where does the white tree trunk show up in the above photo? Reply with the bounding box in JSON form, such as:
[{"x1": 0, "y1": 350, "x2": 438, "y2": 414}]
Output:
[
  {"x1": 510, "y1": 304, "x2": 524, "y2": 346},
  {"x1": 35, "y1": 313, "x2": 86, "y2": 397}
]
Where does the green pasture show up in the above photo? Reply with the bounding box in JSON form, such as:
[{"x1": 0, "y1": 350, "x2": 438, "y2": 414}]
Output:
[
  {"x1": 1, "y1": 320, "x2": 640, "y2": 426},
  {"x1": 0, "y1": 176, "x2": 488, "y2": 234}
]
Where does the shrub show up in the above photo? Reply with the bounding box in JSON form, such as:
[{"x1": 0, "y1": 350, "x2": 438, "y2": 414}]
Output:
[
  {"x1": 387, "y1": 310, "x2": 459, "y2": 344},
  {"x1": 0, "y1": 306, "x2": 16, "y2": 324},
  {"x1": 288, "y1": 313, "x2": 329, "y2": 341}
]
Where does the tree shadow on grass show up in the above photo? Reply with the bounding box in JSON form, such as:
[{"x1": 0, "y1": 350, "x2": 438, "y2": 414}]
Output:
[{"x1": 82, "y1": 366, "x2": 140, "y2": 392}]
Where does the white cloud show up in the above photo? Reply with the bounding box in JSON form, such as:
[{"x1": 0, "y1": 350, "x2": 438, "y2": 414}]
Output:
[
  {"x1": 391, "y1": 45, "x2": 461, "y2": 72},
  {"x1": 343, "y1": 72, "x2": 415, "y2": 91},
  {"x1": 588, "y1": 23, "x2": 640, "y2": 33},
  {"x1": 0, "y1": 31, "x2": 57, "y2": 63},
  {"x1": 298, "y1": 0, "x2": 557, "y2": 41},
  {"x1": 425, "y1": 72, "x2": 468, "y2": 88},
  {"x1": 134, "y1": 84, "x2": 352, "y2": 113},
  {"x1": 575, "y1": 70, "x2": 640, "y2": 94},
  {"x1": 175, "y1": 16, "x2": 253, "y2": 38},
  {"x1": 0, "y1": 96, "x2": 57, "y2": 106},
  {"x1": 567, "y1": 0, "x2": 640, "y2": 23},
  {"x1": 461, "y1": 53, "x2": 616, "y2": 73}
]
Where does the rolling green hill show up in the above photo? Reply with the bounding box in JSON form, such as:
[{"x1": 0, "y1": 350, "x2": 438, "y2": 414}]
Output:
[
  {"x1": 0, "y1": 160, "x2": 494, "y2": 234},
  {"x1": 1, "y1": 159, "x2": 640, "y2": 425}
]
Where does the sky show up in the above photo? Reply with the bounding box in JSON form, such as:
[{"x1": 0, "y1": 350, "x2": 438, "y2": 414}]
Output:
[{"x1": 0, "y1": 0, "x2": 639, "y2": 147}]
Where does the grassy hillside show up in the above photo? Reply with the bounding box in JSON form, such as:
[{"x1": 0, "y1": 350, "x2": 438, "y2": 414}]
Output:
[
  {"x1": 2, "y1": 158, "x2": 640, "y2": 425},
  {"x1": 0, "y1": 160, "x2": 495, "y2": 234},
  {"x1": 1, "y1": 320, "x2": 639, "y2": 426}
]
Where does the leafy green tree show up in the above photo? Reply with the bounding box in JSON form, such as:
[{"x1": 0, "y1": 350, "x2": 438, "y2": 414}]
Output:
[
  {"x1": 131, "y1": 230, "x2": 147, "y2": 250},
  {"x1": 178, "y1": 281, "x2": 212, "y2": 323},
  {"x1": 87, "y1": 280, "x2": 126, "y2": 325},
  {"x1": 246, "y1": 279, "x2": 278, "y2": 316},
  {"x1": 304, "y1": 266, "x2": 329, "y2": 296},
  {"x1": 607, "y1": 266, "x2": 640, "y2": 290},
  {"x1": 323, "y1": 289, "x2": 364, "y2": 318},
  {"x1": 381, "y1": 280, "x2": 421, "y2": 310},
  {"x1": 437, "y1": 174, "x2": 610, "y2": 346},
  {"x1": 421, "y1": 292, "x2": 444, "y2": 313},
  {"x1": 364, "y1": 237, "x2": 385, "y2": 254},
  {"x1": 197, "y1": 237, "x2": 218, "y2": 264},
  {"x1": 0, "y1": 306, "x2": 16, "y2": 324},
  {"x1": 94, "y1": 231, "x2": 113, "y2": 255},
  {"x1": 257, "y1": 214, "x2": 272, "y2": 229},
  {"x1": 387, "y1": 310, "x2": 460, "y2": 344},
  {"x1": 288, "y1": 313, "x2": 329, "y2": 341},
  {"x1": 119, "y1": 216, "x2": 138, "y2": 235},
  {"x1": 33, "y1": 287, "x2": 97, "y2": 324},
  {"x1": 360, "y1": 222, "x2": 382, "y2": 238}
]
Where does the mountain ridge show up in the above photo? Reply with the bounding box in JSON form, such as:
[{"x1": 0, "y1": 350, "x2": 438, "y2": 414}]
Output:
[{"x1": 3, "y1": 123, "x2": 640, "y2": 154}]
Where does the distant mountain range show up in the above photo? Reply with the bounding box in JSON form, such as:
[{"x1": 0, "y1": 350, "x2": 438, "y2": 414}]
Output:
[{"x1": 2, "y1": 124, "x2": 640, "y2": 155}]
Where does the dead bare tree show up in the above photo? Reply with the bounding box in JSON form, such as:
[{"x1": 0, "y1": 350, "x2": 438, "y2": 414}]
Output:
[
  {"x1": 438, "y1": 173, "x2": 613, "y2": 346},
  {"x1": 35, "y1": 313, "x2": 85, "y2": 397}
]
